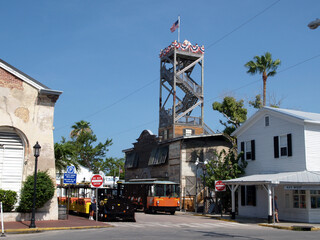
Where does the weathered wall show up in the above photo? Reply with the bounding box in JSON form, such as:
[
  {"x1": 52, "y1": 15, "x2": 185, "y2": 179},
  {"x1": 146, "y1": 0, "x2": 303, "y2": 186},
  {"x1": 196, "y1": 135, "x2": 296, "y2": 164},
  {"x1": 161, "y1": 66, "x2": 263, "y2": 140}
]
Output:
[{"x1": 0, "y1": 67, "x2": 58, "y2": 220}]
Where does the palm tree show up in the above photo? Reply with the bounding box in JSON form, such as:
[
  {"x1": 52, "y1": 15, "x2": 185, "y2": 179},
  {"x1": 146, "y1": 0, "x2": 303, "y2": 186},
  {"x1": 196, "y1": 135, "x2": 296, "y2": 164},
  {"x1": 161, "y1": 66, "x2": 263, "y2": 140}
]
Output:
[
  {"x1": 245, "y1": 52, "x2": 281, "y2": 106},
  {"x1": 70, "y1": 120, "x2": 92, "y2": 139}
]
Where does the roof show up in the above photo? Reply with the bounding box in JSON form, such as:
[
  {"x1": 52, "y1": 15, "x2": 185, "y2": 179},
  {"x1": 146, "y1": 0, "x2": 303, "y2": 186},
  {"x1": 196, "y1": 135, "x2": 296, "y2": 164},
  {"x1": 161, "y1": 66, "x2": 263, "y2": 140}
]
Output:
[
  {"x1": 264, "y1": 107, "x2": 320, "y2": 122},
  {"x1": 232, "y1": 107, "x2": 320, "y2": 137},
  {"x1": 223, "y1": 171, "x2": 320, "y2": 185},
  {"x1": 0, "y1": 58, "x2": 62, "y2": 96}
]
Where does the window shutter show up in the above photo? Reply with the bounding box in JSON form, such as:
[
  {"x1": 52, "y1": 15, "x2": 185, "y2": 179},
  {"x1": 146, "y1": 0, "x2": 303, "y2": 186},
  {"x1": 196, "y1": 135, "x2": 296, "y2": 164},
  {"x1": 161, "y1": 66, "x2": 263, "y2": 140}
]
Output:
[
  {"x1": 241, "y1": 186, "x2": 245, "y2": 206},
  {"x1": 251, "y1": 140, "x2": 255, "y2": 160},
  {"x1": 287, "y1": 134, "x2": 292, "y2": 157},
  {"x1": 241, "y1": 142, "x2": 245, "y2": 160},
  {"x1": 274, "y1": 136, "x2": 279, "y2": 158}
]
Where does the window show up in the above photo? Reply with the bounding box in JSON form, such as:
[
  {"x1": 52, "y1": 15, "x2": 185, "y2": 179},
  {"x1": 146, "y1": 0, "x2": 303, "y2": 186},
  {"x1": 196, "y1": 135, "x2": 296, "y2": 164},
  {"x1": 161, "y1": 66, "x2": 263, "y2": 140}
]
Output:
[
  {"x1": 280, "y1": 135, "x2": 287, "y2": 156},
  {"x1": 274, "y1": 134, "x2": 292, "y2": 158},
  {"x1": 148, "y1": 146, "x2": 169, "y2": 166},
  {"x1": 265, "y1": 116, "x2": 270, "y2": 127},
  {"x1": 183, "y1": 128, "x2": 195, "y2": 136},
  {"x1": 241, "y1": 185, "x2": 256, "y2": 206},
  {"x1": 241, "y1": 140, "x2": 255, "y2": 160},
  {"x1": 310, "y1": 190, "x2": 320, "y2": 208},
  {"x1": 293, "y1": 190, "x2": 306, "y2": 208},
  {"x1": 245, "y1": 141, "x2": 252, "y2": 160}
]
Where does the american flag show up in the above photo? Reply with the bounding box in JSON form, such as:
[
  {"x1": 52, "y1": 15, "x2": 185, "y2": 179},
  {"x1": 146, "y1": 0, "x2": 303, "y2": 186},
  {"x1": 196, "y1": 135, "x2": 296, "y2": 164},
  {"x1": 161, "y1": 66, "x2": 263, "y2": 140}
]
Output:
[{"x1": 170, "y1": 20, "x2": 179, "y2": 33}]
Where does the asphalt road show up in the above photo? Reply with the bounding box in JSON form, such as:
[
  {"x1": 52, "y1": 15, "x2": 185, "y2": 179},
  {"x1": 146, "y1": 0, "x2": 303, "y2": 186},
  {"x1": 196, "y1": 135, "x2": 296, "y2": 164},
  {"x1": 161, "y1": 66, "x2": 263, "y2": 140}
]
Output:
[{"x1": 5, "y1": 212, "x2": 320, "y2": 240}]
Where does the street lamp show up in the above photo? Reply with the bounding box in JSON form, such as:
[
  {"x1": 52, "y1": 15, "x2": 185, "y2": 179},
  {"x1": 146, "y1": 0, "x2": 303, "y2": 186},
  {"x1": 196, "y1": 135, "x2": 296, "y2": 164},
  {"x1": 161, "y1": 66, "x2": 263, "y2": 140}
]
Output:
[
  {"x1": 308, "y1": 18, "x2": 320, "y2": 30},
  {"x1": 29, "y1": 142, "x2": 41, "y2": 228},
  {"x1": 195, "y1": 158, "x2": 208, "y2": 214}
]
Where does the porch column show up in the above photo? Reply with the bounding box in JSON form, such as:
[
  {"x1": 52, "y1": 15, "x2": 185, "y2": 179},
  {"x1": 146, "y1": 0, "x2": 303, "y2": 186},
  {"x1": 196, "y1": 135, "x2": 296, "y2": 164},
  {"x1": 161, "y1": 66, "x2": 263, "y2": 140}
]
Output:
[
  {"x1": 262, "y1": 184, "x2": 273, "y2": 223},
  {"x1": 228, "y1": 184, "x2": 239, "y2": 219},
  {"x1": 267, "y1": 185, "x2": 273, "y2": 223}
]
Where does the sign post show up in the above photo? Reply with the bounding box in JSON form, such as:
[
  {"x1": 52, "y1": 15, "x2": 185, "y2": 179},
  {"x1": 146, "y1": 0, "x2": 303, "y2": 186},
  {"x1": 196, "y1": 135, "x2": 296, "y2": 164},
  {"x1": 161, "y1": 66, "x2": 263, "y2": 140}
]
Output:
[
  {"x1": 91, "y1": 174, "x2": 103, "y2": 222},
  {"x1": 63, "y1": 166, "x2": 77, "y2": 220}
]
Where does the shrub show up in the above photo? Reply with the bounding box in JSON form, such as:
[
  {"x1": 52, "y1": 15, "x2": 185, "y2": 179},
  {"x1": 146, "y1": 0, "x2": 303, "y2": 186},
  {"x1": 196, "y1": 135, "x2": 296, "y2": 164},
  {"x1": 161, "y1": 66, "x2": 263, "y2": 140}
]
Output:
[
  {"x1": 17, "y1": 171, "x2": 55, "y2": 213},
  {"x1": 0, "y1": 189, "x2": 17, "y2": 212}
]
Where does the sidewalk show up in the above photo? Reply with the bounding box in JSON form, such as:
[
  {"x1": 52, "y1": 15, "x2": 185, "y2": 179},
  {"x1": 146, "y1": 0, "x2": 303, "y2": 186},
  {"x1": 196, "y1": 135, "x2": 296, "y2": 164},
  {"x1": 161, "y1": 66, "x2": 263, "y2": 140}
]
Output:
[
  {"x1": 178, "y1": 211, "x2": 320, "y2": 231},
  {"x1": 3, "y1": 214, "x2": 111, "y2": 234}
]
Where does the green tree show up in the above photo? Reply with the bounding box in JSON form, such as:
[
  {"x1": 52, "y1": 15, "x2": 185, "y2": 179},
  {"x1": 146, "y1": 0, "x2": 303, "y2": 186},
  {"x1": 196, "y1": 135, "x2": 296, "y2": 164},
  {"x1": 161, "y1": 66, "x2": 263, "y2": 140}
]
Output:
[
  {"x1": 70, "y1": 120, "x2": 92, "y2": 139},
  {"x1": 212, "y1": 96, "x2": 247, "y2": 137},
  {"x1": 245, "y1": 52, "x2": 281, "y2": 106},
  {"x1": 54, "y1": 137, "x2": 79, "y2": 174},
  {"x1": 70, "y1": 120, "x2": 112, "y2": 173},
  {"x1": 249, "y1": 94, "x2": 263, "y2": 109},
  {"x1": 96, "y1": 157, "x2": 125, "y2": 179},
  {"x1": 206, "y1": 149, "x2": 246, "y2": 188}
]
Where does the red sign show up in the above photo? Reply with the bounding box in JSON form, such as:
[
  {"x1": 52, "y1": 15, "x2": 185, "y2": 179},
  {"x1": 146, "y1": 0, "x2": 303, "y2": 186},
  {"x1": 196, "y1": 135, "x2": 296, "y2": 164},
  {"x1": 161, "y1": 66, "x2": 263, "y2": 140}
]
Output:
[
  {"x1": 91, "y1": 174, "x2": 103, "y2": 188},
  {"x1": 215, "y1": 180, "x2": 226, "y2": 192}
]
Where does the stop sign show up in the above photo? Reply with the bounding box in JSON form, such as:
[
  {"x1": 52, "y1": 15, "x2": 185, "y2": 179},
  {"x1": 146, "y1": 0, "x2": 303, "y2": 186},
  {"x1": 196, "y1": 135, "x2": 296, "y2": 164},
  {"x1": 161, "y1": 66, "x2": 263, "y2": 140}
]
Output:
[
  {"x1": 91, "y1": 174, "x2": 103, "y2": 188},
  {"x1": 215, "y1": 180, "x2": 226, "y2": 192}
]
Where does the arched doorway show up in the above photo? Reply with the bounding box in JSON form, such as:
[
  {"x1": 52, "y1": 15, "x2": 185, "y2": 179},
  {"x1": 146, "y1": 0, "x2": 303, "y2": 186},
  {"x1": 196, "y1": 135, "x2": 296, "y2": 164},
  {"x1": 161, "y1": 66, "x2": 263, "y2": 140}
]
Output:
[{"x1": 0, "y1": 131, "x2": 24, "y2": 196}]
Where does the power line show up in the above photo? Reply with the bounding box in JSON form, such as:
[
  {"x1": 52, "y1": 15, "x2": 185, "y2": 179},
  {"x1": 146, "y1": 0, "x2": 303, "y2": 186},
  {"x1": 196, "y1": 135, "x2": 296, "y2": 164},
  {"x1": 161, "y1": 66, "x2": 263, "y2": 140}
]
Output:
[
  {"x1": 56, "y1": 1, "x2": 282, "y2": 133},
  {"x1": 55, "y1": 78, "x2": 158, "y2": 131},
  {"x1": 108, "y1": 52, "x2": 320, "y2": 137},
  {"x1": 206, "y1": 0, "x2": 281, "y2": 49}
]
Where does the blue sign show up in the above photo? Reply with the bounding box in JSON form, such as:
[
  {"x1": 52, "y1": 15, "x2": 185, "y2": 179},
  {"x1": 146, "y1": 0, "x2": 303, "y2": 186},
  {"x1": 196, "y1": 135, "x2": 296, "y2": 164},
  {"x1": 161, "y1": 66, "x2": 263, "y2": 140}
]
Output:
[
  {"x1": 66, "y1": 166, "x2": 76, "y2": 174},
  {"x1": 63, "y1": 173, "x2": 77, "y2": 184}
]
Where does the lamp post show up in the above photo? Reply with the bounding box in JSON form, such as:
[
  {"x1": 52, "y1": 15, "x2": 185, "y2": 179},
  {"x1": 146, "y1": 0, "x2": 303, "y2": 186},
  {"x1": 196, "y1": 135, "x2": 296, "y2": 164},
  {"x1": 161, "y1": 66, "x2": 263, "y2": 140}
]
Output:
[
  {"x1": 195, "y1": 158, "x2": 208, "y2": 214},
  {"x1": 29, "y1": 142, "x2": 41, "y2": 228},
  {"x1": 308, "y1": 18, "x2": 320, "y2": 30}
]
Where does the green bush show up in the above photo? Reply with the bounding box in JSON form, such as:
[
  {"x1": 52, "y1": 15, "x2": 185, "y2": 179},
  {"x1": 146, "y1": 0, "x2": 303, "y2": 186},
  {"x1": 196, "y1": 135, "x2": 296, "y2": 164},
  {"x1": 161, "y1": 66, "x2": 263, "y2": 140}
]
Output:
[
  {"x1": 0, "y1": 189, "x2": 17, "y2": 212},
  {"x1": 17, "y1": 171, "x2": 55, "y2": 213}
]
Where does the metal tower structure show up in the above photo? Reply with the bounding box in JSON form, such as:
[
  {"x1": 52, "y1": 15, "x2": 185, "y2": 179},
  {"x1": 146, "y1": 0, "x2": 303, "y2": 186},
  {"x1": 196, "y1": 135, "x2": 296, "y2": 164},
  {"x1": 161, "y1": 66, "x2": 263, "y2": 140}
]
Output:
[{"x1": 159, "y1": 40, "x2": 214, "y2": 140}]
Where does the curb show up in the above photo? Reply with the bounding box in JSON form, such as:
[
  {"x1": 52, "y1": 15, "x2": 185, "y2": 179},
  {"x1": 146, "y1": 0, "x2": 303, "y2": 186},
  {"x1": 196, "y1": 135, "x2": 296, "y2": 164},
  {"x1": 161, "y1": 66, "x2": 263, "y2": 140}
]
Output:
[
  {"x1": 259, "y1": 224, "x2": 320, "y2": 231},
  {"x1": 5, "y1": 225, "x2": 113, "y2": 234}
]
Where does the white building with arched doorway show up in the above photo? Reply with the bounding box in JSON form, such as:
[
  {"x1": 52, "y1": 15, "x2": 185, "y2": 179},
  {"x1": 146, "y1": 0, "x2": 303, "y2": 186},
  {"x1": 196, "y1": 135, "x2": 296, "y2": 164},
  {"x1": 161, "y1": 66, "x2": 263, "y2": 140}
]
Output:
[{"x1": 0, "y1": 58, "x2": 62, "y2": 221}]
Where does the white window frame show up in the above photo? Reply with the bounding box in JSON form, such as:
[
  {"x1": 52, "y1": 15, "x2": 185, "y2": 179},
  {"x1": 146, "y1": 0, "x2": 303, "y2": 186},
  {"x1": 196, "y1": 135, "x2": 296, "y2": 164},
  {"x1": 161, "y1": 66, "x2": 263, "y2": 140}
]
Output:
[
  {"x1": 293, "y1": 190, "x2": 306, "y2": 208},
  {"x1": 310, "y1": 190, "x2": 320, "y2": 209},
  {"x1": 245, "y1": 141, "x2": 252, "y2": 160},
  {"x1": 265, "y1": 115, "x2": 270, "y2": 127},
  {"x1": 280, "y1": 135, "x2": 288, "y2": 157}
]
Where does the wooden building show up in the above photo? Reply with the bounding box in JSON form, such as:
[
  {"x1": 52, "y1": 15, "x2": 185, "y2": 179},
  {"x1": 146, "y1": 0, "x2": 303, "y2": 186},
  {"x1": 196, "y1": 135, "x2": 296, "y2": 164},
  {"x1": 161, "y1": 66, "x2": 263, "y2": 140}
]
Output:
[{"x1": 123, "y1": 41, "x2": 231, "y2": 211}]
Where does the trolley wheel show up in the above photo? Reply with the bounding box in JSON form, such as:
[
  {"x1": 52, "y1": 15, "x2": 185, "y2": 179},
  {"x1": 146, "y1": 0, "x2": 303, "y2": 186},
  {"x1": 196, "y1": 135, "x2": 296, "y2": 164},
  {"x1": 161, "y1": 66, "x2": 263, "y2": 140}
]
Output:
[{"x1": 170, "y1": 211, "x2": 175, "y2": 215}]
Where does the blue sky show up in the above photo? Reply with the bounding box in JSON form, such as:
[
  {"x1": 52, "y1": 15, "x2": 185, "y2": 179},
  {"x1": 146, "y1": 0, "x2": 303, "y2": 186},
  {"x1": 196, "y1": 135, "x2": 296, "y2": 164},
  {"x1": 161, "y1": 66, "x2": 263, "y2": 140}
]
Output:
[{"x1": 1, "y1": 0, "x2": 320, "y2": 159}]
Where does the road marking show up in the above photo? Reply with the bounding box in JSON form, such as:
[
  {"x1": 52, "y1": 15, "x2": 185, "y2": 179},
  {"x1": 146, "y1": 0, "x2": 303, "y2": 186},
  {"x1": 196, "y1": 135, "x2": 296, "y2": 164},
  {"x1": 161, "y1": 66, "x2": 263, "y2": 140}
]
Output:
[{"x1": 110, "y1": 221, "x2": 252, "y2": 229}]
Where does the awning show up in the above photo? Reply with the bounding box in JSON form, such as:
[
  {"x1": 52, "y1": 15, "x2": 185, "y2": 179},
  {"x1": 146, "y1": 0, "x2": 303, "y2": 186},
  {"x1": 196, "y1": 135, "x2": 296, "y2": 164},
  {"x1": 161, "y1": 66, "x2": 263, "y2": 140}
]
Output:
[{"x1": 223, "y1": 171, "x2": 320, "y2": 185}]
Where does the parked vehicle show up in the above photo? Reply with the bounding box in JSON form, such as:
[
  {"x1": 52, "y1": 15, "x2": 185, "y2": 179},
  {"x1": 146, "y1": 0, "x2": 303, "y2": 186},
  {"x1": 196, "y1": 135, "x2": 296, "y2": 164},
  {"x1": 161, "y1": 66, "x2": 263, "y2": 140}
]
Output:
[{"x1": 122, "y1": 179, "x2": 180, "y2": 215}]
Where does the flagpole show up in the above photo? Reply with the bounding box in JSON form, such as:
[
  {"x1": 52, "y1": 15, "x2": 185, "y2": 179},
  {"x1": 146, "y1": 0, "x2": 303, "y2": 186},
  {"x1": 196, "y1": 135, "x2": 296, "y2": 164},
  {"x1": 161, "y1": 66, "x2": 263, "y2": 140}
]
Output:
[{"x1": 178, "y1": 15, "x2": 180, "y2": 43}]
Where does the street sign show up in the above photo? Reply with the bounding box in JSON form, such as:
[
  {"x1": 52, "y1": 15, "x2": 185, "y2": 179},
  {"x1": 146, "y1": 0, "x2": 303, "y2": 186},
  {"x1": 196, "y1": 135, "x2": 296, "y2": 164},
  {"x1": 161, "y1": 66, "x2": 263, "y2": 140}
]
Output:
[
  {"x1": 215, "y1": 180, "x2": 226, "y2": 192},
  {"x1": 63, "y1": 173, "x2": 77, "y2": 184},
  {"x1": 91, "y1": 174, "x2": 103, "y2": 188},
  {"x1": 66, "y1": 166, "x2": 76, "y2": 174}
]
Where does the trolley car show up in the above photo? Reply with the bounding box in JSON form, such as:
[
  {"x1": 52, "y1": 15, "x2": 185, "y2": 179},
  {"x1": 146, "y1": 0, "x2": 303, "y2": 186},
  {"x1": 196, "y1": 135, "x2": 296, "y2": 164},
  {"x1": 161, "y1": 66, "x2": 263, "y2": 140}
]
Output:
[
  {"x1": 122, "y1": 179, "x2": 180, "y2": 215},
  {"x1": 57, "y1": 183, "x2": 135, "y2": 221}
]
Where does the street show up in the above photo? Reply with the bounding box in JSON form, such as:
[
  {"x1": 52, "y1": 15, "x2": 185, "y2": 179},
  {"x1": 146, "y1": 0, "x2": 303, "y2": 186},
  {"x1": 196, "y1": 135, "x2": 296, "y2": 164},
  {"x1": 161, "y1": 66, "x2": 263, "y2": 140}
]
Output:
[{"x1": 5, "y1": 212, "x2": 320, "y2": 240}]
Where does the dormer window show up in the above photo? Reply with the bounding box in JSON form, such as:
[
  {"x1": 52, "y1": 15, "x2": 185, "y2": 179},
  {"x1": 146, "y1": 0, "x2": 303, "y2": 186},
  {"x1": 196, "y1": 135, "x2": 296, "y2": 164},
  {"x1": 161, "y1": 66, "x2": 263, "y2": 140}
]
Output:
[{"x1": 265, "y1": 116, "x2": 270, "y2": 127}]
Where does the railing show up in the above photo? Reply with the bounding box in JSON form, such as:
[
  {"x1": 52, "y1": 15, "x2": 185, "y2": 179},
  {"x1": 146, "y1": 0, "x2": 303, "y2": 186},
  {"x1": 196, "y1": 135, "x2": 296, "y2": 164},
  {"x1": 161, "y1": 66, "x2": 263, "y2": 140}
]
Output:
[{"x1": 177, "y1": 116, "x2": 202, "y2": 126}]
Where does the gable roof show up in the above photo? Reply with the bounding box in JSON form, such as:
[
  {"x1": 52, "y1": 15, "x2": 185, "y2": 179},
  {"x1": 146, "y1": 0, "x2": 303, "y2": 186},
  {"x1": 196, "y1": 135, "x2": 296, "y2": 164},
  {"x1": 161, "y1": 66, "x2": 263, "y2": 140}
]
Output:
[
  {"x1": 232, "y1": 107, "x2": 320, "y2": 137},
  {"x1": 0, "y1": 58, "x2": 62, "y2": 96}
]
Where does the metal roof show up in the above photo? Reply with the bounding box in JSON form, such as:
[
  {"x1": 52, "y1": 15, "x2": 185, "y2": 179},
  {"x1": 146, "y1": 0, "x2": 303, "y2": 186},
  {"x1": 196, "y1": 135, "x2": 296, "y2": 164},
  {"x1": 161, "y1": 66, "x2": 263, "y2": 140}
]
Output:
[
  {"x1": 264, "y1": 107, "x2": 320, "y2": 123},
  {"x1": 223, "y1": 171, "x2": 320, "y2": 185}
]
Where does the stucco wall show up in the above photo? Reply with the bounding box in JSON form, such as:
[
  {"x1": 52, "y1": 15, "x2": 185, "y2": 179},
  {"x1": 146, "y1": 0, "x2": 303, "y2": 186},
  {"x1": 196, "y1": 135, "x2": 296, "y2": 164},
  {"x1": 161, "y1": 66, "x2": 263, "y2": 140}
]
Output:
[{"x1": 0, "y1": 68, "x2": 58, "y2": 220}]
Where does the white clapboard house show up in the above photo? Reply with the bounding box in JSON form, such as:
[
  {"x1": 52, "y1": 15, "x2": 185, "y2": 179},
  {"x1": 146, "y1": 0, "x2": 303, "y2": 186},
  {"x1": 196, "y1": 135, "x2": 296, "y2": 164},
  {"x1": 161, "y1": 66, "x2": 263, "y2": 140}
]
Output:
[{"x1": 224, "y1": 107, "x2": 320, "y2": 223}]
